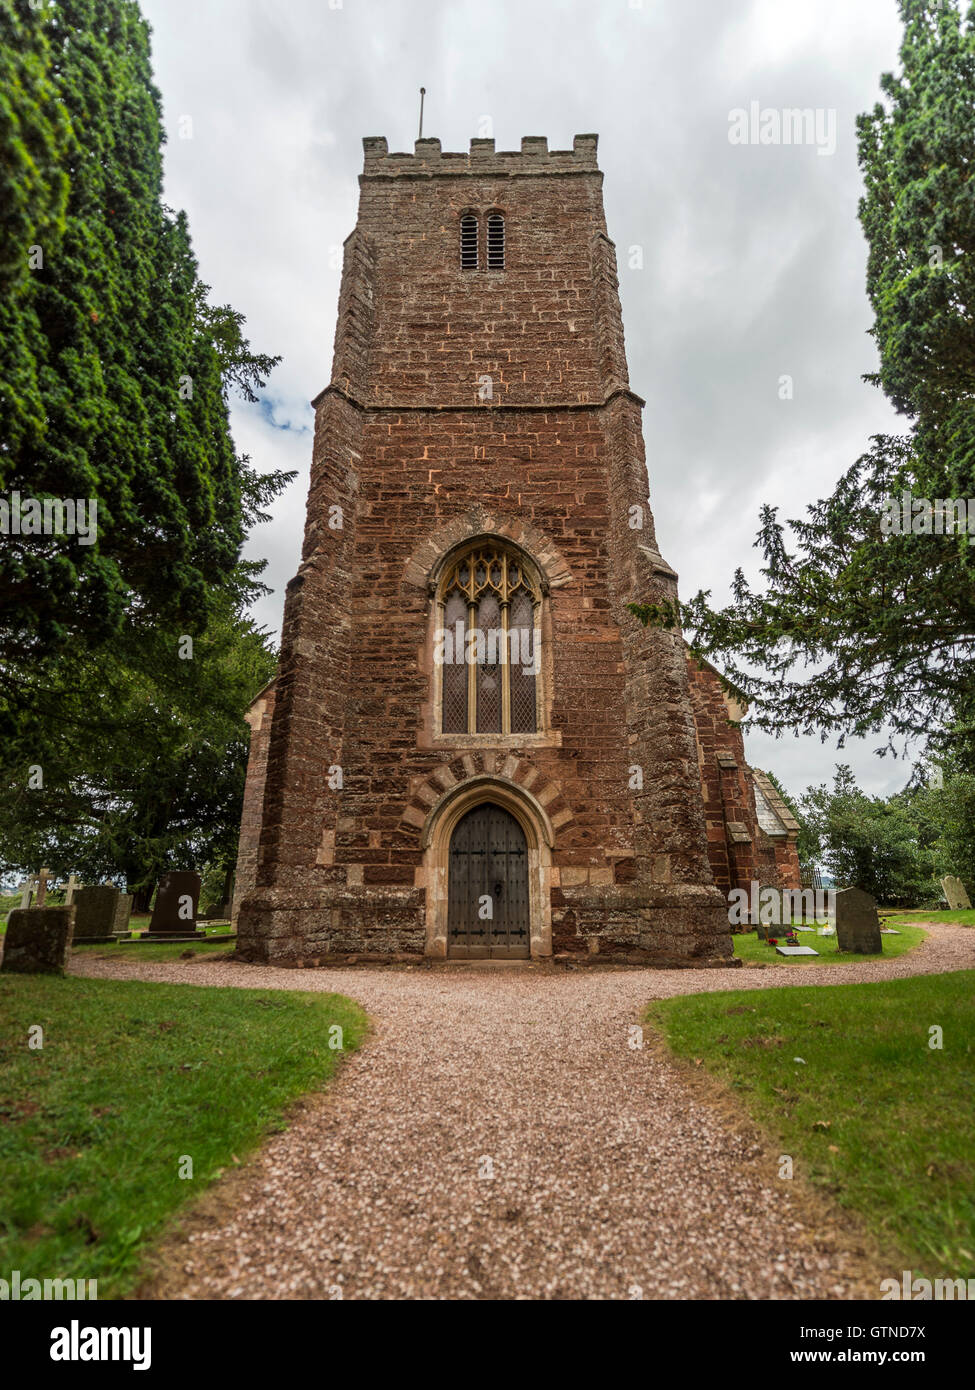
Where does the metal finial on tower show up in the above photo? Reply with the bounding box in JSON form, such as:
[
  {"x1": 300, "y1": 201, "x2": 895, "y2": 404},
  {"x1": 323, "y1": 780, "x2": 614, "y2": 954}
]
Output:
[{"x1": 418, "y1": 87, "x2": 426, "y2": 140}]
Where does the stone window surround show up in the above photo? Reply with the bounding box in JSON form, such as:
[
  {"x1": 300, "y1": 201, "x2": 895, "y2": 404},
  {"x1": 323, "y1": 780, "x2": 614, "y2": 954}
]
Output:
[
  {"x1": 414, "y1": 524, "x2": 570, "y2": 751},
  {"x1": 457, "y1": 206, "x2": 507, "y2": 273}
]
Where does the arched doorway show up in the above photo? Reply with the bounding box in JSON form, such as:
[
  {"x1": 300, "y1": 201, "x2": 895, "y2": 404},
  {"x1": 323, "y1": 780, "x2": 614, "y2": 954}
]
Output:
[{"x1": 447, "y1": 803, "x2": 530, "y2": 958}]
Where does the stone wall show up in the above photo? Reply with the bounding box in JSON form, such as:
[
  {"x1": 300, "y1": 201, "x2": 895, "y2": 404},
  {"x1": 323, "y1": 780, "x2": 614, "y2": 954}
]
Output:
[
  {"x1": 231, "y1": 683, "x2": 276, "y2": 925},
  {"x1": 686, "y1": 654, "x2": 802, "y2": 898}
]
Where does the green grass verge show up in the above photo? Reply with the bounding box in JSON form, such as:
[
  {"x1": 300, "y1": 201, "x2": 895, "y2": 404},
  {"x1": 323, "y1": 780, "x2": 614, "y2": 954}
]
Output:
[
  {"x1": 73, "y1": 936, "x2": 235, "y2": 963},
  {"x1": 0, "y1": 974, "x2": 366, "y2": 1296},
  {"x1": 732, "y1": 922, "x2": 926, "y2": 967},
  {"x1": 882, "y1": 909, "x2": 975, "y2": 929},
  {"x1": 648, "y1": 972, "x2": 975, "y2": 1277}
]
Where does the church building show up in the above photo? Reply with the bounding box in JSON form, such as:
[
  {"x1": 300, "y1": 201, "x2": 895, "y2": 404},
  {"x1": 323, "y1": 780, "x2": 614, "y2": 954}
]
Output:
[{"x1": 234, "y1": 133, "x2": 800, "y2": 965}]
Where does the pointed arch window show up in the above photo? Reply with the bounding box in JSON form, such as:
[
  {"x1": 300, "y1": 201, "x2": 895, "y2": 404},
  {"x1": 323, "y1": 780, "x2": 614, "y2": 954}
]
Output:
[{"x1": 437, "y1": 542, "x2": 541, "y2": 735}]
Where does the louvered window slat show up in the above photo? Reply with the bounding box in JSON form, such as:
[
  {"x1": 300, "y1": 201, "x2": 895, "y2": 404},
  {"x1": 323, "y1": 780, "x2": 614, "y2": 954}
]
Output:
[
  {"x1": 460, "y1": 215, "x2": 478, "y2": 269},
  {"x1": 486, "y1": 214, "x2": 505, "y2": 269}
]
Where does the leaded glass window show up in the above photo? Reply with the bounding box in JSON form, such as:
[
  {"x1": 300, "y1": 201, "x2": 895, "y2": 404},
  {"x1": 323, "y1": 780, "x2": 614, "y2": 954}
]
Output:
[{"x1": 437, "y1": 543, "x2": 541, "y2": 736}]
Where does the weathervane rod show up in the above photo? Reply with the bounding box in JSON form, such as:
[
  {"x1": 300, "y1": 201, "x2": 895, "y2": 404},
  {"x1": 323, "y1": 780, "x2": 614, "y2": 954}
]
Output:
[{"x1": 418, "y1": 86, "x2": 426, "y2": 140}]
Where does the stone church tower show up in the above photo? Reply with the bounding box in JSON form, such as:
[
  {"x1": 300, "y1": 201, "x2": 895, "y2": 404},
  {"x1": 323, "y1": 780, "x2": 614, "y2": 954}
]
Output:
[{"x1": 236, "y1": 132, "x2": 737, "y2": 965}]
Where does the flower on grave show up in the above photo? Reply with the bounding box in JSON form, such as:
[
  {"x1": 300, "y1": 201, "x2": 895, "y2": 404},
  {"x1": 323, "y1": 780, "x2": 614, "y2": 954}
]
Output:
[{"x1": 767, "y1": 937, "x2": 778, "y2": 946}]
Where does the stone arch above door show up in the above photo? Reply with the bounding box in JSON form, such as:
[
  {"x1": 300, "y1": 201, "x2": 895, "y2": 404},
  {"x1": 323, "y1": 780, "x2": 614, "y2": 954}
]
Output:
[
  {"x1": 417, "y1": 770, "x2": 557, "y2": 959},
  {"x1": 400, "y1": 753, "x2": 571, "y2": 845}
]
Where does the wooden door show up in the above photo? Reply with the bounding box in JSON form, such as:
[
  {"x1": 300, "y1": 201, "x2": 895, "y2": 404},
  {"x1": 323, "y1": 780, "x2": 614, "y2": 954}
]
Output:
[{"x1": 447, "y1": 804, "x2": 530, "y2": 958}]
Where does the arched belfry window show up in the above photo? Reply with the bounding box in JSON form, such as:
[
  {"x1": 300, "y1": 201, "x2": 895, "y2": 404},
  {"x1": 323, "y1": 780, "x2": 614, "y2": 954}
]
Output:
[
  {"x1": 486, "y1": 213, "x2": 505, "y2": 269},
  {"x1": 460, "y1": 214, "x2": 479, "y2": 269},
  {"x1": 437, "y1": 542, "x2": 541, "y2": 735}
]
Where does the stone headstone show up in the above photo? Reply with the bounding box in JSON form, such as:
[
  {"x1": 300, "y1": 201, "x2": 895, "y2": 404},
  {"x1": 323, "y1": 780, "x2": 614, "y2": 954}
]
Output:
[
  {"x1": 1, "y1": 906, "x2": 75, "y2": 975},
  {"x1": 73, "y1": 885, "x2": 121, "y2": 942},
  {"x1": 64, "y1": 874, "x2": 79, "y2": 905},
  {"x1": 35, "y1": 868, "x2": 50, "y2": 907},
  {"x1": 147, "y1": 871, "x2": 202, "y2": 937},
  {"x1": 775, "y1": 945, "x2": 820, "y2": 956},
  {"x1": 833, "y1": 887, "x2": 883, "y2": 954},
  {"x1": 112, "y1": 893, "x2": 134, "y2": 937},
  {"x1": 18, "y1": 877, "x2": 36, "y2": 910},
  {"x1": 941, "y1": 876, "x2": 972, "y2": 911}
]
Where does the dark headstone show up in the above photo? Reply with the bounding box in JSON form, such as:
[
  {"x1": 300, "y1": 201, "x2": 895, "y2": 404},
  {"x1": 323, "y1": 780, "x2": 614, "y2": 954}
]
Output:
[
  {"x1": 833, "y1": 887, "x2": 883, "y2": 954},
  {"x1": 1, "y1": 906, "x2": 75, "y2": 975},
  {"x1": 147, "y1": 871, "x2": 202, "y2": 937},
  {"x1": 73, "y1": 885, "x2": 120, "y2": 942}
]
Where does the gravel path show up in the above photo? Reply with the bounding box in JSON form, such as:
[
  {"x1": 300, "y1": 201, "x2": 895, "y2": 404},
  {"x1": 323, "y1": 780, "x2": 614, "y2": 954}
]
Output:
[{"x1": 73, "y1": 923, "x2": 974, "y2": 1301}]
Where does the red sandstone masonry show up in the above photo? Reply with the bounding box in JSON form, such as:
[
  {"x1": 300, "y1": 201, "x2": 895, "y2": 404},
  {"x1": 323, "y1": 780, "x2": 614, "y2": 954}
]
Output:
[
  {"x1": 685, "y1": 655, "x2": 801, "y2": 899},
  {"x1": 237, "y1": 135, "x2": 736, "y2": 963}
]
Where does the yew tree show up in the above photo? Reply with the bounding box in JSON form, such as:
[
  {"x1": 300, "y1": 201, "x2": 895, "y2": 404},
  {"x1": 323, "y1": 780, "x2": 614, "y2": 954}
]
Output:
[{"x1": 0, "y1": 0, "x2": 278, "y2": 686}]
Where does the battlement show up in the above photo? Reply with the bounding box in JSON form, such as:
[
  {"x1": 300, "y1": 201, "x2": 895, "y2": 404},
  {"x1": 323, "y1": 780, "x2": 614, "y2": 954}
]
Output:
[{"x1": 361, "y1": 133, "x2": 599, "y2": 179}]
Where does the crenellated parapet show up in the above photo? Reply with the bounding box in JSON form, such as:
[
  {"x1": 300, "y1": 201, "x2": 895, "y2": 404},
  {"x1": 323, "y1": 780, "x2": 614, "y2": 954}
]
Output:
[{"x1": 361, "y1": 133, "x2": 600, "y2": 179}]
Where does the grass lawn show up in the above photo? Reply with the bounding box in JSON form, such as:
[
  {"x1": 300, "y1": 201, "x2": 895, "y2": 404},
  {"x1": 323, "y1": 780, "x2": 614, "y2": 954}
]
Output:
[
  {"x1": 0, "y1": 973, "x2": 366, "y2": 1296},
  {"x1": 732, "y1": 922, "x2": 927, "y2": 967},
  {"x1": 72, "y1": 927, "x2": 237, "y2": 964},
  {"x1": 882, "y1": 909, "x2": 975, "y2": 929},
  {"x1": 648, "y1": 972, "x2": 975, "y2": 1278},
  {"x1": 72, "y1": 939, "x2": 236, "y2": 963}
]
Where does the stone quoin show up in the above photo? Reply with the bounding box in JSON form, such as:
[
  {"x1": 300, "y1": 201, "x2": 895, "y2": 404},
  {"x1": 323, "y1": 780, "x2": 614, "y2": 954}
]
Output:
[{"x1": 234, "y1": 133, "x2": 799, "y2": 965}]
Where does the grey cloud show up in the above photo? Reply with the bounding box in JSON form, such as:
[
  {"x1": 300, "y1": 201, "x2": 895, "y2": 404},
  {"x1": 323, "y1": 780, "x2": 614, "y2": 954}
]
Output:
[{"x1": 142, "y1": 0, "x2": 914, "y2": 799}]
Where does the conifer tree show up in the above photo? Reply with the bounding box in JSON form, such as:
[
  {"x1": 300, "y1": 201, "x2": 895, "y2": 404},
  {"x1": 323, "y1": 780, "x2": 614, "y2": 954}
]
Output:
[
  {"x1": 633, "y1": 0, "x2": 975, "y2": 767},
  {"x1": 0, "y1": 0, "x2": 279, "y2": 682}
]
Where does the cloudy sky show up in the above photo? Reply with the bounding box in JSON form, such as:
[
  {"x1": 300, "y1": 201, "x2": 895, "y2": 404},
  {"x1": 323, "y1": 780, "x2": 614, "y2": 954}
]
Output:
[{"x1": 140, "y1": 0, "x2": 912, "y2": 801}]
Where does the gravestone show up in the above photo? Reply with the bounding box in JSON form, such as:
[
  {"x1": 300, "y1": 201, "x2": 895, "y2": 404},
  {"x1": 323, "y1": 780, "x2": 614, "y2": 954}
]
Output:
[
  {"x1": 112, "y1": 893, "x2": 134, "y2": 937},
  {"x1": 146, "y1": 871, "x2": 203, "y2": 939},
  {"x1": 941, "y1": 876, "x2": 972, "y2": 911},
  {"x1": 72, "y1": 885, "x2": 121, "y2": 943},
  {"x1": 833, "y1": 887, "x2": 883, "y2": 954},
  {"x1": 775, "y1": 945, "x2": 820, "y2": 956},
  {"x1": 1, "y1": 906, "x2": 75, "y2": 975},
  {"x1": 64, "y1": 874, "x2": 79, "y2": 905}
]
